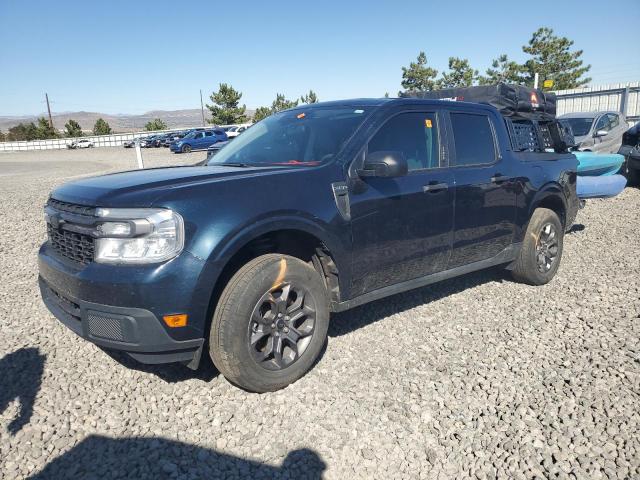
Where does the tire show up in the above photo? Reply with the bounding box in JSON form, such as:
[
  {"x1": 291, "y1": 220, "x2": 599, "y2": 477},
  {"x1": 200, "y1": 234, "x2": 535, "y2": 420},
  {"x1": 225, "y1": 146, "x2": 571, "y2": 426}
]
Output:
[
  {"x1": 181, "y1": 144, "x2": 192, "y2": 153},
  {"x1": 511, "y1": 208, "x2": 564, "y2": 286},
  {"x1": 626, "y1": 164, "x2": 640, "y2": 187},
  {"x1": 210, "y1": 254, "x2": 329, "y2": 392}
]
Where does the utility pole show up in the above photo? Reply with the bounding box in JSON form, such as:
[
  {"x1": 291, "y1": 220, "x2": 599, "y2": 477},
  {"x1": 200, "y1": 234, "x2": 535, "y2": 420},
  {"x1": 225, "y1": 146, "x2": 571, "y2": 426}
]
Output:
[
  {"x1": 45, "y1": 93, "x2": 54, "y2": 128},
  {"x1": 200, "y1": 90, "x2": 206, "y2": 127}
]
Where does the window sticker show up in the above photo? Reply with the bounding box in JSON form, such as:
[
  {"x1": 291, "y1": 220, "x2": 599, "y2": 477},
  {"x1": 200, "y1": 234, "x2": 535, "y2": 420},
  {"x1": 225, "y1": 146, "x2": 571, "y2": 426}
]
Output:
[{"x1": 425, "y1": 119, "x2": 433, "y2": 128}]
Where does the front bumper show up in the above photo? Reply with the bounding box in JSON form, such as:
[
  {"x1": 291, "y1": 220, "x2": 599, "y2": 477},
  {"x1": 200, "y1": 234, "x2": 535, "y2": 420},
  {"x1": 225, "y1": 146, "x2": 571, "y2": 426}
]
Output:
[{"x1": 38, "y1": 243, "x2": 210, "y2": 368}]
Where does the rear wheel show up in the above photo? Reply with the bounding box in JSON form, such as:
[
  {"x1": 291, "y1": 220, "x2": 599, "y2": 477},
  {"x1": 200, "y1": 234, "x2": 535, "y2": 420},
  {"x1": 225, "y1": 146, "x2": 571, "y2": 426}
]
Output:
[
  {"x1": 181, "y1": 144, "x2": 192, "y2": 153},
  {"x1": 511, "y1": 208, "x2": 564, "y2": 285},
  {"x1": 210, "y1": 254, "x2": 329, "y2": 392}
]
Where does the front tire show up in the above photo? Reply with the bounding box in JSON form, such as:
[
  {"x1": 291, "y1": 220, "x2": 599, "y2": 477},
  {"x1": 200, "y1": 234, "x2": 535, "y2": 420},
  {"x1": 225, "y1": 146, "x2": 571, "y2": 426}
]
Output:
[
  {"x1": 511, "y1": 208, "x2": 564, "y2": 286},
  {"x1": 181, "y1": 144, "x2": 192, "y2": 153},
  {"x1": 210, "y1": 254, "x2": 329, "y2": 392}
]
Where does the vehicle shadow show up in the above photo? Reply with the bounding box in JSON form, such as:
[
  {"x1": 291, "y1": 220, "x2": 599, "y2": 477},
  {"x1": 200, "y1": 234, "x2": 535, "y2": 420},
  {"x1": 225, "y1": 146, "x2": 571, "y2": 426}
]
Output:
[
  {"x1": 102, "y1": 348, "x2": 219, "y2": 383},
  {"x1": 329, "y1": 267, "x2": 509, "y2": 337},
  {"x1": 0, "y1": 347, "x2": 46, "y2": 434},
  {"x1": 28, "y1": 435, "x2": 326, "y2": 480}
]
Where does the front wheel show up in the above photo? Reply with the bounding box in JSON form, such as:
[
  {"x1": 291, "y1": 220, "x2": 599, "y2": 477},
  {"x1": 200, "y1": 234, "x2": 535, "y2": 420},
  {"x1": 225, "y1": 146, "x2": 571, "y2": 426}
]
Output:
[
  {"x1": 210, "y1": 254, "x2": 329, "y2": 392},
  {"x1": 511, "y1": 208, "x2": 564, "y2": 285},
  {"x1": 181, "y1": 144, "x2": 192, "y2": 153}
]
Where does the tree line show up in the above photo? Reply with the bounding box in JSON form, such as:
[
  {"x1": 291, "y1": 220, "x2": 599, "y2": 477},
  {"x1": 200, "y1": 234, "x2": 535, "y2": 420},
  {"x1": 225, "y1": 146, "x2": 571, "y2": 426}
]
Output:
[{"x1": 0, "y1": 27, "x2": 590, "y2": 142}]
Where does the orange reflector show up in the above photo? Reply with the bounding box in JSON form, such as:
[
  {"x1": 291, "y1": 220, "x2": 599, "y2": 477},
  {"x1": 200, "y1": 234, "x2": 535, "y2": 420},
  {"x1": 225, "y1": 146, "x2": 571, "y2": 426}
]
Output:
[
  {"x1": 163, "y1": 314, "x2": 188, "y2": 328},
  {"x1": 296, "y1": 112, "x2": 306, "y2": 119}
]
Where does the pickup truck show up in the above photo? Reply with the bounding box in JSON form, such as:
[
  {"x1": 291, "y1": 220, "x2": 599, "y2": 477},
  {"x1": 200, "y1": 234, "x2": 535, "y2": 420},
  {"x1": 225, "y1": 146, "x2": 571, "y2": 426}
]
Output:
[{"x1": 38, "y1": 95, "x2": 579, "y2": 392}]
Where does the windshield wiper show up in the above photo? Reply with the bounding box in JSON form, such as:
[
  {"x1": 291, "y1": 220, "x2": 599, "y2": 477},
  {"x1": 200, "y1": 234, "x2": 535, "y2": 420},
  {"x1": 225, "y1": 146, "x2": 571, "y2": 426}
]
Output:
[{"x1": 209, "y1": 162, "x2": 251, "y2": 168}]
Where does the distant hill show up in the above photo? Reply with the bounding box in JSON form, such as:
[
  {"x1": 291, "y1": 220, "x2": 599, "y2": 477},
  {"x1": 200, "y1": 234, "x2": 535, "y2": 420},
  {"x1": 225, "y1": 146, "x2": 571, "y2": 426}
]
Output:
[{"x1": 0, "y1": 108, "x2": 256, "y2": 133}]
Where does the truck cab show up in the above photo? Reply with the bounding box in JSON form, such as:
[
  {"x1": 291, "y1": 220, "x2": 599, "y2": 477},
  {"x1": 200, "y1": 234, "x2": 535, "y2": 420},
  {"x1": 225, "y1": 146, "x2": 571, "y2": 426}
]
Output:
[{"x1": 39, "y1": 92, "x2": 579, "y2": 392}]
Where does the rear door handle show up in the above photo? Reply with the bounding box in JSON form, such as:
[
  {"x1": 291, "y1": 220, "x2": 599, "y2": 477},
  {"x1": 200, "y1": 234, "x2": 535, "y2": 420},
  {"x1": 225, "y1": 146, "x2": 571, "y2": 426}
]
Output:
[
  {"x1": 423, "y1": 182, "x2": 448, "y2": 193},
  {"x1": 490, "y1": 174, "x2": 510, "y2": 184}
]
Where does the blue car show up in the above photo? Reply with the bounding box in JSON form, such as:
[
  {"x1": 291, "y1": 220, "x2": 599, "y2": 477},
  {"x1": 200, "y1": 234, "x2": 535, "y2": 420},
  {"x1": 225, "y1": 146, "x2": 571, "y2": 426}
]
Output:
[{"x1": 170, "y1": 128, "x2": 227, "y2": 153}]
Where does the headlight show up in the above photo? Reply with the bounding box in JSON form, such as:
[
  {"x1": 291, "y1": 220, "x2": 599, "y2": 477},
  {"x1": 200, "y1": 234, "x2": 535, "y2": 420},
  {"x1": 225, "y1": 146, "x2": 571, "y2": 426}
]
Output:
[{"x1": 94, "y1": 208, "x2": 184, "y2": 264}]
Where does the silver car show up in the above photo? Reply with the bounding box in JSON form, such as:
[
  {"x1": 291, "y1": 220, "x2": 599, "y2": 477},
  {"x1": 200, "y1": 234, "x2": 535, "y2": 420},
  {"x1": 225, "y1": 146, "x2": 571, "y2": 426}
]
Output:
[{"x1": 559, "y1": 111, "x2": 628, "y2": 153}]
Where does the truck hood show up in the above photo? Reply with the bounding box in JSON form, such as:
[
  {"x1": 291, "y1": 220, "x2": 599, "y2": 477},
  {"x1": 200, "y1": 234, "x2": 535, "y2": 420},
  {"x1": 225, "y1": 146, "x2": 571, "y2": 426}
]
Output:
[{"x1": 51, "y1": 165, "x2": 286, "y2": 207}]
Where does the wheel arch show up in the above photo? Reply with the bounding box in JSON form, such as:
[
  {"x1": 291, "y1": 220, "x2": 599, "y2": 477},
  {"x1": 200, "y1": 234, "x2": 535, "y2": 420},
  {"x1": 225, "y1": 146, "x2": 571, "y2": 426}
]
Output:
[
  {"x1": 529, "y1": 183, "x2": 568, "y2": 229},
  {"x1": 196, "y1": 217, "x2": 348, "y2": 331}
]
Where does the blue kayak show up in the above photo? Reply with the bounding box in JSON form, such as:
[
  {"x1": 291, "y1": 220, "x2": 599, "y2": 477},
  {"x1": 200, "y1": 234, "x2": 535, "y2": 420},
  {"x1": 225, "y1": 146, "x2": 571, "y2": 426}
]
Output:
[
  {"x1": 574, "y1": 151, "x2": 625, "y2": 177},
  {"x1": 577, "y1": 174, "x2": 626, "y2": 199}
]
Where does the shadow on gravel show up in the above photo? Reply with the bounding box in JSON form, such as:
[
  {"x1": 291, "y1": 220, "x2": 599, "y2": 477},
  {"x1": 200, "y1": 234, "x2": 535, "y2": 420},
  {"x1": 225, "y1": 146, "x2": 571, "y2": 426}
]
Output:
[
  {"x1": 568, "y1": 223, "x2": 586, "y2": 234},
  {"x1": 28, "y1": 435, "x2": 326, "y2": 480},
  {"x1": 102, "y1": 349, "x2": 219, "y2": 383},
  {"x1": 329, "y1": 267, "x2": 509, "y2": 337},
  {"x1": 0, "y1": 347, "x2": 46, "y2": 434}
]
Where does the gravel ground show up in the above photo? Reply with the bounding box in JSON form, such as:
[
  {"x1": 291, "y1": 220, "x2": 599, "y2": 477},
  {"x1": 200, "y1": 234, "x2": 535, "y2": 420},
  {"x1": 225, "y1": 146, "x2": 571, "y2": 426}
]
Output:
[{"x1": 0, "y1": 147, "x2": 639, "y2": 479}]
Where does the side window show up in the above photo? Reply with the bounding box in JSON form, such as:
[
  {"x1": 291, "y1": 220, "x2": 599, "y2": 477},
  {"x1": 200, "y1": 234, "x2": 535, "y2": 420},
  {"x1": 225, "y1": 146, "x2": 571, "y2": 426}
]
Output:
[
  {"x1": 368, "y1": 112, "x2": 440, "y2": 171},
  {"x1": 607, "y1": 114, "x2": 619, "y2": 129},
  {"x1": 205, "y1": 131, "x2": 213, "y2": 137},
  {"x1": 195, "y1": 132, "x2": 205, "y2": 139},
  {"x1": 595, "y1": 115, "x2": 611, "y2": 132},
  {"x1": 450, "y1": 113, "x2": 496, "y2": 166}
]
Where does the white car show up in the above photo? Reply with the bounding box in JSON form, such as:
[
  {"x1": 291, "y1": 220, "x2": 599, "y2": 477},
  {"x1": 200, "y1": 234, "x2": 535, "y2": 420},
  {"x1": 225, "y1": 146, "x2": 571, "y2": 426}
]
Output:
[
  {"x1": 225, "y1": 125, "x2": 250, "y2": 138},
  {"x1": 67, "y1": 139, "x2": 94, "y2": 149}
]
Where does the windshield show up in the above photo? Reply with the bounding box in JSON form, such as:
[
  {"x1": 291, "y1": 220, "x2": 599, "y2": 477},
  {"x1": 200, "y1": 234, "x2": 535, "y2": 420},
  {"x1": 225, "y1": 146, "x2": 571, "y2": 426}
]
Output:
[
  {"x1": 561, "y1": 118, "x2": 594, "y2": 137},
  {"x1": 207, "y1": 107, "x2": 369, "y2": 166}
]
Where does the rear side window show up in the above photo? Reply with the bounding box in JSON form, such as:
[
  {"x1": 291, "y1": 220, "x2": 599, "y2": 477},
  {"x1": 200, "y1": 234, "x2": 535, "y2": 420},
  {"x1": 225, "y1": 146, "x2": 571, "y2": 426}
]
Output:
[
  {"x1": 450, "y1": 113, "x2": 496, "y2": 166},
  {"x1": 205, "y1": 131, "x2": 214, "y2": 137},
  {"x1": 368, "y1": 112, "x2": 440, "y2": 171},
  {"x1": 214, "y1": 130, "x2": 224, "y2": 135}
]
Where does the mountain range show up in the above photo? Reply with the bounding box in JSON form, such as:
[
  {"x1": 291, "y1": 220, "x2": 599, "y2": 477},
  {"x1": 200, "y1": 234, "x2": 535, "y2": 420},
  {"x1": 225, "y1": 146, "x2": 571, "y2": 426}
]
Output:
[{"x1": 0, "y1": 108, "x2": 256, "y2": 133}]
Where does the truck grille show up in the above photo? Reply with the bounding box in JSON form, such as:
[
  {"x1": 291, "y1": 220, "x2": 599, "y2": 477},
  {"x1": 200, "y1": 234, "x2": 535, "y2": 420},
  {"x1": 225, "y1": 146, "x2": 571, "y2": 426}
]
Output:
[{"x1": 47, "y1": 223, "x2": 95, "y2": 265}]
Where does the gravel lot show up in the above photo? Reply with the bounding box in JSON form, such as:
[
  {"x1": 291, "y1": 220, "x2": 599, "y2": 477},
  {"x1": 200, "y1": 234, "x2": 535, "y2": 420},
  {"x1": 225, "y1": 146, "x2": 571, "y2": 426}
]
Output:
[{"x1": 0, "y1": 147, "x2": 639, "y2": 479}]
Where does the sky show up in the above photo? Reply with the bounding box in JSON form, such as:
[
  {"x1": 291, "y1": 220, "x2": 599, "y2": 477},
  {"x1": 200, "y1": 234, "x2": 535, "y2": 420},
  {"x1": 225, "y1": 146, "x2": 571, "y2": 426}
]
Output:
[{"x1": 1, "y1": 0, "x2": 639, "y2": 116}]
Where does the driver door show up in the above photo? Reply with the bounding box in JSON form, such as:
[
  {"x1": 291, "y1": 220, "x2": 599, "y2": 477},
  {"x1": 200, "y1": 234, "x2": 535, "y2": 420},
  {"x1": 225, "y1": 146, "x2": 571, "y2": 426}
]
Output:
[{"x1": 349, "y1": 109, "x2": 454, "y2": 297}]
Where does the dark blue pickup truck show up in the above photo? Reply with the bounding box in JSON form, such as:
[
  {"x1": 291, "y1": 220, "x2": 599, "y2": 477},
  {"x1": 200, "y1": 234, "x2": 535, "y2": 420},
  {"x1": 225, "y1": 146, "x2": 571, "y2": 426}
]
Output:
[{"x1": 38, "y1": 90, "x2": 579, "y2": 392}]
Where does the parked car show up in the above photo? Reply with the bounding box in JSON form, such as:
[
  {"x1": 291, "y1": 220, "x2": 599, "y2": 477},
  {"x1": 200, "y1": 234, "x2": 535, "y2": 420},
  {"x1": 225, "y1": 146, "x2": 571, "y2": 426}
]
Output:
[
  {"x1": 161, "y1": 132, "x2": 185, "y2": 147},
  {"x1": 169, "y1": 128, "x2": 227, "y2": 153},
  {"x1": 39, "y1": 95, "x2": 579, "y2": 392},
  {"x1": 67, "y1": 139, "x2": 94, "y2": 149},
  {"x1": 204, "y1": 140, "x2": 230, "y2": 163},
  {"x1": 618, "y1": 123, "x2": 640, "y2": 186},
  {"x1": 559, "y1": 111, "x2": 628, "y2": 153},
  {"x1": 226, "y1": 125, "x2": 250, "y2": 138},
  {"x1": 122, "y1": 139, "x2": 136, "y2": 148}
]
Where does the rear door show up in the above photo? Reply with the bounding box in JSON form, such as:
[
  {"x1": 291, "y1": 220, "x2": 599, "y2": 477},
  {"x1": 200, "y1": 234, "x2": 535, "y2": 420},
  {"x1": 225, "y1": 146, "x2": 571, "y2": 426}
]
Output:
[
  {"x1": 446, "y1": 110, "x2": 517, "y2": 268},
  {"x1": 349, "y1": 108, "x2": 455, "y2": 296}
]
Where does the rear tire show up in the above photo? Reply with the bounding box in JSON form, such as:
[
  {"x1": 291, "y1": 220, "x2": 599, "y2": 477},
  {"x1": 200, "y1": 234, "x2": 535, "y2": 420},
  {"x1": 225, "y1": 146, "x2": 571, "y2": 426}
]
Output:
[
  {"x1": 511, "y1": 208, "x2": 564, "y2": 286},
  {"x1": 210, "y1": 254, "x2": 329, "y2": 392}
]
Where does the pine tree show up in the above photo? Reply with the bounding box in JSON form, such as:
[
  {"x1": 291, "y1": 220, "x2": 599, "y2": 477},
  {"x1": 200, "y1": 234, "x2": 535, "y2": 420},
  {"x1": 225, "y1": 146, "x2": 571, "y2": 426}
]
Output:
[
  {"x1": 437, "y1": 57, "x2": 478, "y2": 89},
  {"x1": 145, "y1": 118, "x2": 167, "y2": 131},
  {"x1": 206, "y1": 83, "x2": 248, "y2": 125},
  {"x1": 93, "y1": 118, "x2": 112, "y2": 135},
  {"x1": 521, "y1": 27, "x2": 591, "y2": 90},
  {"x1": 399, "y1": 52, "x2": 438, "y2": 95},
  {"x1": 478, "y1": 54, "x2": 526, "y2": 85},
  {"x1": 64, "y1": 119, "x2": 83, "y2": 137}
]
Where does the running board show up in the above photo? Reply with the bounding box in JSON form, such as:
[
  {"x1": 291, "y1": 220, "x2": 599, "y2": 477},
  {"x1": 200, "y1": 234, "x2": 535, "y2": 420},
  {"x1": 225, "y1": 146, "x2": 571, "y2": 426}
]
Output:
[{"x1": 334, "y1": 243, "x2": 521, "y2": 312}]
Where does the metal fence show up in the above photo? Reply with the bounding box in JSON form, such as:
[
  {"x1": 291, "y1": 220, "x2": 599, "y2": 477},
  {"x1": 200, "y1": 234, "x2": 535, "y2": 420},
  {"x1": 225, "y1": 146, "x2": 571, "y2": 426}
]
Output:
[
  {"x1": 0, "y1": 129, "x2": 182, "y2": 152},
  {"x1": 554, "y1": 82, "x2": 640, "y2": 126}
]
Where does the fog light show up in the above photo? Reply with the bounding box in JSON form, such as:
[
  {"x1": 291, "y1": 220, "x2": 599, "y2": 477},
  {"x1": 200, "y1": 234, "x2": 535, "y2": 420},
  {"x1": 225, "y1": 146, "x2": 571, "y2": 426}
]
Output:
[{"x1": 163, "y1": 314, "x2": 188, "y2": 328}]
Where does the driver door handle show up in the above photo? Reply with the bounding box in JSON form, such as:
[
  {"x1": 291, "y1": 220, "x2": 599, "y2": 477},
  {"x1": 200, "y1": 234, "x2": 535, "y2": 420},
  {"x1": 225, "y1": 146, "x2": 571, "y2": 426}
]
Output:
[
  {"x1": 491, "y1": 173, "x2": 509, "y2": 184},
  {"x1": 423, "y1": 182, "x2": 448, "y2": 193}
]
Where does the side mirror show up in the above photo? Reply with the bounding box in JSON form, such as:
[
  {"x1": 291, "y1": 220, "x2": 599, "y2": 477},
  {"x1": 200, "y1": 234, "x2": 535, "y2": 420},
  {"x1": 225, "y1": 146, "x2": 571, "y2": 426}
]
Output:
[
  {"x1": 594, "y1": 129, "x2": 609, "y2": 137},
  {"x1": 359, "y1": 151, "x2": 408, "y2": 178}
]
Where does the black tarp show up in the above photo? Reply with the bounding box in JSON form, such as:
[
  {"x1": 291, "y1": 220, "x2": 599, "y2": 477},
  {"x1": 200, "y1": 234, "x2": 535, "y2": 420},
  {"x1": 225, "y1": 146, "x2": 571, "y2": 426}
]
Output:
[{"x1": 403, "y1": 83, "x2": 557, "y2": 122}]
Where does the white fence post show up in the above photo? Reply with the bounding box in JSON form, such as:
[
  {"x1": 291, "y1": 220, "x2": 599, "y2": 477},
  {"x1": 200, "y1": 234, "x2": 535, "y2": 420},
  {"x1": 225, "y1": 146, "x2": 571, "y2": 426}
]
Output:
[{"x1": 135, "y1": 141, "x2": 144, "y2": 169}]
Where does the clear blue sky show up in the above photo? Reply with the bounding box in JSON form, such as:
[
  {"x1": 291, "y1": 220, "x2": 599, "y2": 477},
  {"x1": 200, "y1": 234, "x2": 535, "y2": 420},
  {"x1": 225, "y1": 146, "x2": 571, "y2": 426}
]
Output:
[{"x1": 1, "y1": 0, "x2": 638, "y2": 116}]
